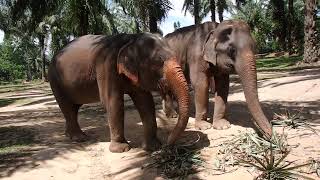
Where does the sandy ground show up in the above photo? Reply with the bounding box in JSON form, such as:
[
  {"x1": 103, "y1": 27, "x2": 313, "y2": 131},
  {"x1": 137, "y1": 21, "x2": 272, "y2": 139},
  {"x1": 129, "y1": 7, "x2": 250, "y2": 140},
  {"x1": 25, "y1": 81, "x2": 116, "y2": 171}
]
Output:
[{"x1": 0, "y1": 68, "x2": 319, "y2": 180}]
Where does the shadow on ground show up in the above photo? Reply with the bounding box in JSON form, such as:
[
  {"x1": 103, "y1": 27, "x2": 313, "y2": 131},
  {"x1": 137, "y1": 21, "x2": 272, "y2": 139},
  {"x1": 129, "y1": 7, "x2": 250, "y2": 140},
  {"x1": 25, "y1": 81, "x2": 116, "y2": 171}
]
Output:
[
  {"x1": 0, "y1": 68, "x2": 319, "y2": 179},
  {"x1": 0, "y1": 99, "x2": 210, "y2": 179}
]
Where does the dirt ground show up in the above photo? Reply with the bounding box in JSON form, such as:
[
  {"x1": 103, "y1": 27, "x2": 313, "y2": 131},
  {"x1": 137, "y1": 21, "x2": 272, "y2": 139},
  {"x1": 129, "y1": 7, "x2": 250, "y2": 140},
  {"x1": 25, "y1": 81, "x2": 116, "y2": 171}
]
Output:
[{"x1": 0, "y1": 68, "x2": 319, "y2": 180}]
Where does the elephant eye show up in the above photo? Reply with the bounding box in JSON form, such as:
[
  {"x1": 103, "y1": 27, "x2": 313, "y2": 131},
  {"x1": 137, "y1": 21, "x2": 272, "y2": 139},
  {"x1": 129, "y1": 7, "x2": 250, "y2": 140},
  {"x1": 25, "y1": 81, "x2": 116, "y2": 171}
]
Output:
[{"x1": 228, "y1": 46, "x2": 236, "y2": 59}]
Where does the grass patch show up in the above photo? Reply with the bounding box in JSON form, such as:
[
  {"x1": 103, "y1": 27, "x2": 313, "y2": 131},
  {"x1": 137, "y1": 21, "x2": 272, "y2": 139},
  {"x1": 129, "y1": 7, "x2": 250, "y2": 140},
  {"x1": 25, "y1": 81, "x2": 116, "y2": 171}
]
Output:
[
  {"x1": 0, "y1": 126, "x2": 37, "y2": 156},
  {"x1": 0, "y1": 80, "x2": 50, "y2": 94},
  {"x1": 0, "y1": 99, "x2": 15, "y2": 107},
  {"x1": 0, "y1": 83, "x2": 50, "y2": 93},
  {"x1": 256, "y1": 56, "x2": 302, "y2": 71}
]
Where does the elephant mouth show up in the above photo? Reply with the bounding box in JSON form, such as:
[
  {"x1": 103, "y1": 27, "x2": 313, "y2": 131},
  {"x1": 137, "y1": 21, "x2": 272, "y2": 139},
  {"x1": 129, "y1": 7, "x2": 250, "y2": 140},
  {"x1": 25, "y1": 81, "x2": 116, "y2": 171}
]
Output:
[{"x1": 222, "y1": 63, "x2": 235, "y2": 73}]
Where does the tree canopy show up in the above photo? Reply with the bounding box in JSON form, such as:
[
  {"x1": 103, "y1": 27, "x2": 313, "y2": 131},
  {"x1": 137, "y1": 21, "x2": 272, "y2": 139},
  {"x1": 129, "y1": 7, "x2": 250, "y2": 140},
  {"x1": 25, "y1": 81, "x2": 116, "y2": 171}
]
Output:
[{"x1": 0, "y1": 0, "x2": 319, "y2": 82}]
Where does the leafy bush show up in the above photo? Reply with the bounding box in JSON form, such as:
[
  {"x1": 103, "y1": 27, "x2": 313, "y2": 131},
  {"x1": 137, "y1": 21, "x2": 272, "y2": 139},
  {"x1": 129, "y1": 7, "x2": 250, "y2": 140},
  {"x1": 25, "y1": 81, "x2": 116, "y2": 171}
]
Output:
[{"x1": 0, "y1": 40, "x2": 25, "y2": 81}]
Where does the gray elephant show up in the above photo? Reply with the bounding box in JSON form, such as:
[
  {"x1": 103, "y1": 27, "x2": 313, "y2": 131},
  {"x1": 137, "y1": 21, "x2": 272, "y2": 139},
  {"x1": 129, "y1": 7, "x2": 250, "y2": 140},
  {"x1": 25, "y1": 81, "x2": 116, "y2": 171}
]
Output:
[
  {"x1": 163, "y1": 20, "x2": 272, "y2": 138},
  {"x1": 48, "y1": 33, "x2": 190, "y2": 153}
]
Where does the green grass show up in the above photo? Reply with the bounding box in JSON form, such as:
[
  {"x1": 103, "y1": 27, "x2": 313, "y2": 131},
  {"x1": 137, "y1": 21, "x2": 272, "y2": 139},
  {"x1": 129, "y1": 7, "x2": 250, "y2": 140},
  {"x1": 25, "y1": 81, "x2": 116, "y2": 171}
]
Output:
[
  {"x1": 256, "y1": 56, "x2": 303, "y2": 71},
  {"x1": 0, "y1": 99, "x2": 15, "y2": 107},
  {"x1": 0, "y1": 126, "x2": 37, "y2": 156}
]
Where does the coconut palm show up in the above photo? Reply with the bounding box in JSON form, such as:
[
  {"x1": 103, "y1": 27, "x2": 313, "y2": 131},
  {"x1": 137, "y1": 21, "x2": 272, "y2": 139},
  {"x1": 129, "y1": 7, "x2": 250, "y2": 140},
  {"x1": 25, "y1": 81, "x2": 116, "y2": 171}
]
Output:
[
  {"x1": 183, "y1": 0, "x2": 201, "y2": 24},
  {"x1": 303, "y1": 0, "x2": 319, "y2": 63},
  {"x1": 114, "y1": 0, "x2": 171, "y2": 33},
  {"x1": 269, "y1": 0, "x2": 287, "y2": 50}
]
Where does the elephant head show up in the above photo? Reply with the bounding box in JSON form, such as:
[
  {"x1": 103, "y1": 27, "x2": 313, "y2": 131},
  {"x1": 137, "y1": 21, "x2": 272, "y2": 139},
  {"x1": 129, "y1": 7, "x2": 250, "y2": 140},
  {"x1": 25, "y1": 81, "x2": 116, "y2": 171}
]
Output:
[
  {"x1": 117, "y1": 33, "x2": 190, "y2": 144},
  {"x1": 203, "y1": 20, "x2": 272, "y2": 139}
]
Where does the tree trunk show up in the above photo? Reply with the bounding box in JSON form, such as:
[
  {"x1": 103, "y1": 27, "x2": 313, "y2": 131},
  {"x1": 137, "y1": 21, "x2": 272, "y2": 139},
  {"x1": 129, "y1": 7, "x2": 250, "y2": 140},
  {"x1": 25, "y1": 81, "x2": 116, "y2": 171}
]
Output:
[
  {"x1": 270, "y1": 0, "x2": 287, "y2": 50},
  {"x1": 135, "y1": 20, "x2": 140, "y2": 33},
  {"x1": 288, "y1": 0, "x2": 293, "y2": 54},
  {"x1": 26, "y1": 58, "x2": 32, "y2": 82},
  {"x1": 39, "y1": 35, "x2": 47, "y2": 81},
  {"x1": 79, "y1": 0, "x2": 89, "y2": 36},
  {"x1": 149, "y1": 11, "x2": 158, "y2": 33},
  {"x1": 303, "y1": 0, "x2": 319, "y2": 63},
  {"x1": 217, "y1": 0, "x2": 225, "y2": 22},
  {"x1": 194, "y1": 0, "x2": 201, "y2": 24},
  {"x1": 210, "y1": 0, "x2": 216, "y2": 22}
]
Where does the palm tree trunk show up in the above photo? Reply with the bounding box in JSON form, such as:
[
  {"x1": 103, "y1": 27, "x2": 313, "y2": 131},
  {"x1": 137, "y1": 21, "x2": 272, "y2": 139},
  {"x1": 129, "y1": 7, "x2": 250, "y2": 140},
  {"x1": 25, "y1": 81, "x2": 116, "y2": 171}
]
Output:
[
  {"x1": 303, "y1": 0, "x2": 319, "y2": 63},
  {"x1": 209, "y1": 0, "x2": 216, "y2": 22},
  {"x1": 194, "y1": 0, "x2": 201, "y2": 24},
  {"x1": 135, "y1": 20, "x2": 140, "y2": 33},
  {"x1": 288, "y1": 0, "x2": 293, "y2": 54},
  {"x1": 79, "y1": 0, "x2": 89, "y2": 36},
  {"x1": 26, "y1": 58, "x2": 32, "y2": 81},
  {"x1": 217, "y1": 0, "x2": 225, "y2": 22},
  {"x1": 39, "y1": 34, "x2": 47, "y2": 81},
  {"x1": 270, "y1": 0, "x2": 287, "y2": 50},
  {"x1": 149, "y1": 11, "x2": 158, "y2": 33}
]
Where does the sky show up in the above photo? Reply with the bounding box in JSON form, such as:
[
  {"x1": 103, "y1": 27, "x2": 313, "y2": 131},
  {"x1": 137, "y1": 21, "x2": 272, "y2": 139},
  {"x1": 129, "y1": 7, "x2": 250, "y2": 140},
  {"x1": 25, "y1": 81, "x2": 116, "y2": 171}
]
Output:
[
  {"x1": 0, "y1": 0, "x2": 231, "y2": 43},
  {"x1": 160, "y1": 0, "x2": 213, "y2": 35}
]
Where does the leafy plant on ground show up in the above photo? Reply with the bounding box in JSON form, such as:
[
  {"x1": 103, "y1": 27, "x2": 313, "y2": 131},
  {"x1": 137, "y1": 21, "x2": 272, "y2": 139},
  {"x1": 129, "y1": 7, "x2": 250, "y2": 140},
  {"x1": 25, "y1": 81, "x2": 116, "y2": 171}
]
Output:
[
  {"x1": 142, "y1": 135, "x2": 203, "y2": 179},
  {"x1": 272, "y1": 108, "x2": 319, "y2": 135},
  {"x1": 214, "y1": 131, "x2": 314, "y2": 179},
  {"x1": 240, "y1": 143, "x2": 312, "y2": 180}
]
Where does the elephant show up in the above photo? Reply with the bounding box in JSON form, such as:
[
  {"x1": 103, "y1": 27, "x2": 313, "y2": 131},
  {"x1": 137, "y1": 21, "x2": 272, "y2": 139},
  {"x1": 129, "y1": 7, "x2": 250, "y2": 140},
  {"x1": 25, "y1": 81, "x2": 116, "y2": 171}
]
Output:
[
  {"x1": 48, "y1": 33, "x2": 190, "y2": 153},
  {"x1": 162, "y1": 20, "x2": 272, "y2": 138}
]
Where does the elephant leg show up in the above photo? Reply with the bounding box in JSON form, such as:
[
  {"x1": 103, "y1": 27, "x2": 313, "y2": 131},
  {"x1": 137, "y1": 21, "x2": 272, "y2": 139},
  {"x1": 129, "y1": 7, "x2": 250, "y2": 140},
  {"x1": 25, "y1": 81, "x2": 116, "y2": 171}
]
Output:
[
  {"x1": 162, "y1": 94, "x2": 178, "y2": 118},
  {"x1": 50, "y1": 81, "x2": 87, "y2": 142},
  {"x1": 191, "y1": 71, "x2": 212, "y2": 130},
  {"x1": 98, "y1": 81, "x2": 130, "y2": 153},
  {"x1": 107, "y1": 92, "x2": 131, "y2": 153},
  {"x1": 129, "y1": 90, "x2": 161, "y2": 151},
  {"x1": 212, "y1": 74, "x2": 231, "y2": 130}
]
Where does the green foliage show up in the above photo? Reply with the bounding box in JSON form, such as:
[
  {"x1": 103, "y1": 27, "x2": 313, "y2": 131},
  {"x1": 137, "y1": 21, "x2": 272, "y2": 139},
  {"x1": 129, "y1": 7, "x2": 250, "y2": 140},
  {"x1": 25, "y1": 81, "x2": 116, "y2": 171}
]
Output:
[
  {"x1": 232, "y1": 0, "x2": 305, "y2": 54},
  {"x1": 232, "y1": 0, "x2": 273, "y2": 53},
  {"x1": 0, "y1": 39, "x2": 25, "y2": 81}
]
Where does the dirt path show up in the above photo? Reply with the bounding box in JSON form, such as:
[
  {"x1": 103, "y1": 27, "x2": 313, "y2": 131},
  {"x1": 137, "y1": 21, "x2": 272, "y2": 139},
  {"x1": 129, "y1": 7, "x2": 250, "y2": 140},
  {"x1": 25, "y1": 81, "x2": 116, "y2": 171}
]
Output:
[{"x1": 0, "y1": 68, "x2": 319, "y2": 180}]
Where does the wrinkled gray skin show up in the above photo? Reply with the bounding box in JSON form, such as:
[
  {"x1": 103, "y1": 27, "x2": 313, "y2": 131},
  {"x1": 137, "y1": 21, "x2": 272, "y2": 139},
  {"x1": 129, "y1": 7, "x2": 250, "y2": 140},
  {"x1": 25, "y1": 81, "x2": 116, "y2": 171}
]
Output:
[
  {"x1": 48, "y1": 33, "x2": 190, "y2": 153},
  {"x1": 163, "y1": 20, "x2": 272, "y2": 139}
]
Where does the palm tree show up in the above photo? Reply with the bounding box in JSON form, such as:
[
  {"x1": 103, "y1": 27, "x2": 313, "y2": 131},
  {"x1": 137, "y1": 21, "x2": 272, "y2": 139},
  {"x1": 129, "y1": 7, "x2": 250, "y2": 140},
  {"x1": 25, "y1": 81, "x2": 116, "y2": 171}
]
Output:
[
  {"x1": 303, "y1": 0, "x2": 319, "y2": 63},
  {"x1": 183, "y1": 0, "x2": 201, "y2": 24},
  {"x1": 269, "y1": 0, "x2": 287, "y2": 50},
  {"x1": 217, "y1": 0, "x2": 226, "y2": 22},
  {"x1": 288, "y1": 0, "x2": 294, "y2": 54},
  {"x1": 209, "y1": 0, "x2": 216, "y2": 22},
  {"x1": 115, "y1": 0, "x2": 171, "y2": 33}
]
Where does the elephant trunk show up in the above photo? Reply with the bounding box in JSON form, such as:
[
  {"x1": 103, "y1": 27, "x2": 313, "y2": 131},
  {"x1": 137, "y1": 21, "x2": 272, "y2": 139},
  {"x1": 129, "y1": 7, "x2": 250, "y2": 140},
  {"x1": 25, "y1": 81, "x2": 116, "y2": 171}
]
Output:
[
  {"x1": 235, "y1": 51, "x2": 272, "y2": 139},
  {"x1": 163, "y1": 58, "x2": 190, "y2": 145}
]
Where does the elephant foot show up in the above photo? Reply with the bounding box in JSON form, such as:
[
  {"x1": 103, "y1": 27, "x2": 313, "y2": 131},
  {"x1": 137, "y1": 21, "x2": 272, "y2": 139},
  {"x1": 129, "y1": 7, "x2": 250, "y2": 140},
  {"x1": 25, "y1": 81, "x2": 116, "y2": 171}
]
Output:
[
  {"x1": 212, "y1": 118, "x2": 231, "y2": 130},
  {"x1": 195, "y1": 120, "x2": 212, "y2": 130},
  {"x1": 109, "y1": 141, "x2": 131, "y2": 153},
  {"x1": 65, "y1": 130, "x2": 89, "y2": 142},
  {"x1": 143, "y1": 137, "x2": 162, "y2": 152}
]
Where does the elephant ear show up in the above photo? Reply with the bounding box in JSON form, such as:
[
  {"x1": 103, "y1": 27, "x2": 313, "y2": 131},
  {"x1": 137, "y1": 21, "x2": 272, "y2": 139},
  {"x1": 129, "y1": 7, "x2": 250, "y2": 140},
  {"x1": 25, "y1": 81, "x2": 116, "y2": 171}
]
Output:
[
  {"x1": 117, "y1": 40, "x2": 139, "y2": 85},
  {"x1": 202, "y1": 25, "x2": 233, "y2": 66},
  {"x1": 202, "y1": 30, "x2": 218, "y2": 66}
]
